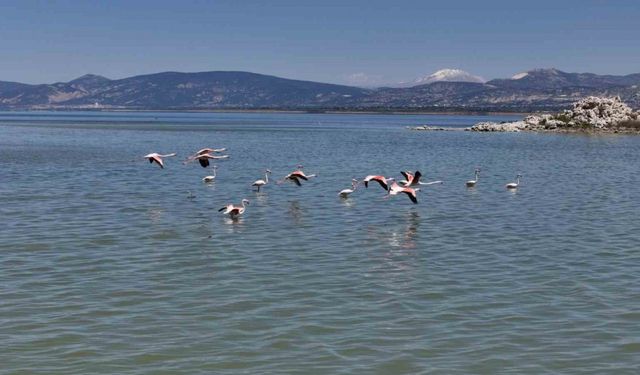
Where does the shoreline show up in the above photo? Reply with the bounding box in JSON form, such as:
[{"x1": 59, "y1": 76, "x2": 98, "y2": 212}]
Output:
[
  {"x1": 410, "y1": 126, "x2": 640, "y2": 135},
  {"x1": 0, "y1": 108, "x2": 532, "y2": 116}
]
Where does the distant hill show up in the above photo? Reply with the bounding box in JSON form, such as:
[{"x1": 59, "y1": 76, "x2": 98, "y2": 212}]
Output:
[
  {"x1": 0, "y1": 71, "x2": 370, "y2": 110},
  {"x1": 363, "y1": 68, "x2": 640, "y2": 111},
  {"x1": 0, "y1": 68, "x2": 639, "y2": 111},
  {"x1": 488, "y1": 68, "x2": 640, "y2": 89}
]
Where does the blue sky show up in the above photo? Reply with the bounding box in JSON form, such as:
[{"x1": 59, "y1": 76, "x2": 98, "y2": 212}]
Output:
[{"x1": 0, "y1": 0, "x2": 638, "y2": 85}]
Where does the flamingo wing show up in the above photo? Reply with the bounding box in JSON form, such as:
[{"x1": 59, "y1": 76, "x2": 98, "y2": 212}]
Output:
[
  {"x1": 198, "y1": 158, "x2": 210, "y2": 168},
  {"x1": 412, "y1": 171, "x2": 422, "y2": 184},
  {"x1": 402, "y1": 189, "x2": 418, "y2": 204},
  {"x1": 373, "y1": 177, "x2": 389, "y2": 191},
  {"x1": 151, "y1": 156, "x2": 164, "y2": 168},
  {"x1": 196, "y1": 148, "x2": 213, "y2": 155},
  {"x1": 289, "y1": 176, "x2": 302, "y2": 186},
  {"x1": 400, "y1": 171, "x2": 412, "y2": 183},
  {"x1": 291, "y1": 171, "x2": 308, "y2": 181}
]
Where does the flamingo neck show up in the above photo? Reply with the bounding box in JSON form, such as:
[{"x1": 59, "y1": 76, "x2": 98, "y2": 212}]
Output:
[{"x1": 265, "y1": 173, "x2": 269, "y2": 183}]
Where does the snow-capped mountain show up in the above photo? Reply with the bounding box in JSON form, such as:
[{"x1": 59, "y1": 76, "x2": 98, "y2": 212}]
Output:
[{"x1": 397, "y1": 69, "x2": 485, "y2": 87}]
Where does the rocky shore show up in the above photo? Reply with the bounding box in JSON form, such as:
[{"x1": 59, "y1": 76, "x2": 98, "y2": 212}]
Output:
[
  {"x1": 411, "y1": 97, "x2": 640, "y2": 133},
  {"x1": 469, "y1": 96, "x2": 640, "y2": 133},
  {"x1": 407, "y1": 125, "x2": 462, "y2": 131}
]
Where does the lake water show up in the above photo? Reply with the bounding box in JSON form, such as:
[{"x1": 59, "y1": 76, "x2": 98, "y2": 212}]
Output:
[{"x1": 1, "y1": 111, "x2": 639, "y2": 374}]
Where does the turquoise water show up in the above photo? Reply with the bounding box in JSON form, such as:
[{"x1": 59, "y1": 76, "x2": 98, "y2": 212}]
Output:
[{"x1": 1, "y1": 111, "x2": 639, "y2": 374}]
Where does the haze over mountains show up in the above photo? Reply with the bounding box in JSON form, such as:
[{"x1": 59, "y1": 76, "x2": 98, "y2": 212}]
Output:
[{"x1": 1, "y1": 68, "x2": 639, "y2": 111}]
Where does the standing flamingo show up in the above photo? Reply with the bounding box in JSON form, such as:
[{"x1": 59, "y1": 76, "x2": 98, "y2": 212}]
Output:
[
  {"x1": 506, "y1": 174, "x2": 522, "y2": 189},
  {"x1": 202, "y1": 165, "x2": 219, "y2": 182},
  {"x1": 399, "y1": 170, "x2": 443, "y2": 187},
  {"x1": 218, "y1": 199, "x2": 249, "y2": 218},
  {"x1": 143, "y1": 152, "x2": 177, "y2": 168},
  {"x1": 466, "y1": 168, "x2": 480, "y2": 187},
  {"x1": 339, "y1": 179, "x2": 359, "y2": 198},
  {"x1": 388, "y1": 182, "x2": 419, "y2": 204},
  {"x1": 252, "y1": 169, "x2": 272, "y2": 192},
  {"x1": 363, "y1": 175, "x2": 395, "y2": 191}
]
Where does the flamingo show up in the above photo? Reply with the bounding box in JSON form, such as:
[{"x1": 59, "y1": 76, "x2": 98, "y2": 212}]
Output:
[
  {"x1": 388, "y1": 182, "x2": 419, "y2": 204},
  {"x1": 143, "y1": 152, "x2": 176, "y2": 168},
  {"x1": 399, "y1": 170, "x2": 443, "y2": 187},
  {"x1": 252, "y1": 169, "x2": 272, "y2": 192},
  {"x1": 194, "y1": 147, "x2": 226, "y2": 155},
  {"x1": 202, "y1": 165, "x2": 219, "y2": 182},
  {"x1": 506, "y1": 174, "x2": 522, "y2": 189},
  {"x1": 339, "y1": 179, "x2": 359, "y2": 198},
  {"x1": 282, "y1": 165, "x2": 316, "y2": 186},
  {"x1": 218, "y1": 199, "x2": 249, "y2": 218},
  {"x1": 466, "y1": 168, "x2": 480, "y2": 187},
  {"x1": 185, "y1": 153, "x2": 229, "y2": 168},
  {"x1": 363, "y1": 175, "x2": 395, "y2": 191}
]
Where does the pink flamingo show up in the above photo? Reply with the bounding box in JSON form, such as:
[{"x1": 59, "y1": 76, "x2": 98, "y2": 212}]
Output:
[
  {"x1": 218, "y1": 199, "x2": 249, "y2": 218},
  {"x1": 143, "y1": 152, "x2": 176, "y2": 168},
  {"x1": 282, "y1": 165, "x2": 316, "y2": 186},
  {"x1": 363, "y1": 175, "x2": 395, "y2": 191},
  {"x1": 399, "y1": 170, "x2": 443, "y2": 187},
  {"x1": 388, "y1": 181, "x2": 419, "y2": 204},
  {"x1": 252, "y1": 169, "x2": 272, "y2": 192},
  {"x1": 185, "y1": 153, "x2": 229, "y2": 168}
]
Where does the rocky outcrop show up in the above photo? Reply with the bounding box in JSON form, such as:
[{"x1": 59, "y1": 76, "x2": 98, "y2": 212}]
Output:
[
  {"x1": 470, "y1": 96, "x2": 639, "y2": 132},
  {"x1": 547, "y1": 96, "x2": 637, "y2": 129}
]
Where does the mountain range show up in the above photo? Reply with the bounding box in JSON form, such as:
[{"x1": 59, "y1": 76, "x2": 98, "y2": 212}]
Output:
[{"x1": 1, "y1": 68, "x2": 639, "y2": 111}]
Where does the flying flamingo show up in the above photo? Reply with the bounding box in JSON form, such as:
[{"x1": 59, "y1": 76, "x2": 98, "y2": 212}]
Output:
[
  {"x1": 466, "y1": 168, "x2": 480, "y2": 187},
  {"x1": 399, "y1": 170, "x2": 443, "y2": 187},
  {"x1": 388, "y1": 181, "x2": 419, "y2": 204},
  {"x1": 194, "y1": 147, "x2": 227, "y2": 155},
  {"x1": 202, "y1": 165, "x2": 219, "y2": 182},
  {"x1": 506, "y1": 174, "x2": 522, "y2": 189},
  {"x1": 339, "y1": 179, "x2": 359, "y2": 198},
  {"x1": 363, "y1": 175, "x2": 395, "y2": 191},
  {"x1": 218, "y1": 199, "x2": 249, "y2": 218},
  {"x1": 252, "y1": 169, "x2": 272, "y2": 192},
  {"x1": 143, "y1": 152, "x2": 176, "y2": 168},
  {"x1": 185, "y1": 153, "x2": 229, "y2": 168},
  {"x1": 281, "y1": 165, "x2": 316, "y2": 186}
]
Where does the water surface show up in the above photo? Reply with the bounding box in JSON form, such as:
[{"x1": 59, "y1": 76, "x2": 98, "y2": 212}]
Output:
[{"x1": 1, "y1": 111, "x2": 639, "y2": 374}]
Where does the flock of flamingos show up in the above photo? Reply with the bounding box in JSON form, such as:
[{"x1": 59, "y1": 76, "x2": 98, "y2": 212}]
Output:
[{"x1": 144, "y1": 147, "x2": 523, "y2": 219}]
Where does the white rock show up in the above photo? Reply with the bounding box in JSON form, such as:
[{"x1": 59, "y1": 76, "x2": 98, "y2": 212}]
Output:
[
  {"x1": 470, "y1": 96, "x2": 638, "y2": 132},
  {"x1": 470, "y1": 121, "x2": 528, "y2": 132}
]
